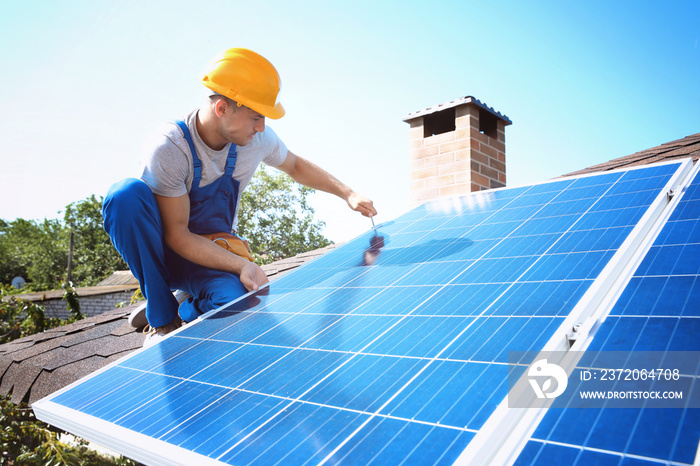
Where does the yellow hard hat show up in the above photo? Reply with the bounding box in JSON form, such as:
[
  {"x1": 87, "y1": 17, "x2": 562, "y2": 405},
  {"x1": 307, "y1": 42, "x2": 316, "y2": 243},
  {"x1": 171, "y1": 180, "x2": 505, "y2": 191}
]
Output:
[{"x1": 202, "y1": 48, "x2": 285, "y2": 120}]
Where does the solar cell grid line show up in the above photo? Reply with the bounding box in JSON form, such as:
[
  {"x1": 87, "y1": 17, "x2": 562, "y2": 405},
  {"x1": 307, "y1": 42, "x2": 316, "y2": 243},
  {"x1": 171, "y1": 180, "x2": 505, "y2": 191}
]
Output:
[
  {"x1": 32, "y1": 161, "x2": 688, "y2": 466},
  {"x1": 514, "y1": 161, "x2": 700, "y2": 466}
]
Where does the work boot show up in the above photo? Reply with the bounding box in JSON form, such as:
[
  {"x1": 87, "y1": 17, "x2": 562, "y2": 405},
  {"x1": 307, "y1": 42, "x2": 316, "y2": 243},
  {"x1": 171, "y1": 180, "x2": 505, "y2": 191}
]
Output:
[
  {"x1": 128, "y1": 302, "x2": 148, "y2": 329},
  {"x1": 128, "y1": 290, "x2": 193, "y2": 329}
]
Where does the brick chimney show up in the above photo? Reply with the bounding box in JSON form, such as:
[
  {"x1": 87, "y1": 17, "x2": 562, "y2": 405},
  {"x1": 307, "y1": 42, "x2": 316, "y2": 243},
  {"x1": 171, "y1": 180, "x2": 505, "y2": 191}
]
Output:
[{"x1": 403, "y1": 96, "x2": 512, "y2": 206}]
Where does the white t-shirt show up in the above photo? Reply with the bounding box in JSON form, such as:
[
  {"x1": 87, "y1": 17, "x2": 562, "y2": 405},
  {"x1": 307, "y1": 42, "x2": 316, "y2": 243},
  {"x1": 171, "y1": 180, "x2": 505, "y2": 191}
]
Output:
[{"x1": 140, "y1": 109, "x2": 288, "y2": 230}]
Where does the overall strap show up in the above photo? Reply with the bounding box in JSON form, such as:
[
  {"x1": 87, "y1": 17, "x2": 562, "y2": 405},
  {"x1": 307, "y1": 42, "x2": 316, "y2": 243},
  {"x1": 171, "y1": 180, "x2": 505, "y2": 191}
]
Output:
[
  {"x1": 175, "y1": 120, "x2": 202, "y2": 182},
  {"x1": 224, "y1": 143, "x2": 238, "y2": 176}
]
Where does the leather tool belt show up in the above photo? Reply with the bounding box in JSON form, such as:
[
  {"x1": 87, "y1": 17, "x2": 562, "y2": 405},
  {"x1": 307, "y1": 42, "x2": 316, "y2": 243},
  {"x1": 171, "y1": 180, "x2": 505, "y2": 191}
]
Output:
[{"x1": 200, "y1": 232, "x2": 255, "y2": 262}]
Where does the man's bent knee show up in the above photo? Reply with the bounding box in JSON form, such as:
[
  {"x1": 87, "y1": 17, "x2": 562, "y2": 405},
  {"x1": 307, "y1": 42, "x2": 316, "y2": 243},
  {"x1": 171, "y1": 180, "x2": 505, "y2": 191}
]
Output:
[
  {"x1": 103, "y1": 178, "x2": 159, "y2": 232},
  {"x1": 104, "y1": 178, "x2": 152, "y2": 211}
]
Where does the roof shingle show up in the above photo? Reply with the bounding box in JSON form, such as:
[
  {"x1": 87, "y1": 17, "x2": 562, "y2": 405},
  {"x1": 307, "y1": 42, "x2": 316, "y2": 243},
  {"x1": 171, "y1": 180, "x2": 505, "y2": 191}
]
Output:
[{"x1": 563, "y1": 132, "x2": 700, "y2": 177}]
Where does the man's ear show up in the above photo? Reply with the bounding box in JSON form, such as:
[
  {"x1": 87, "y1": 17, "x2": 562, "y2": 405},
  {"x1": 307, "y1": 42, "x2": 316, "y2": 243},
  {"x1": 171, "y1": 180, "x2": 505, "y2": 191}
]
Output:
[{"x1": 214, "y1": 98, "x2": 228, "y2": 118}]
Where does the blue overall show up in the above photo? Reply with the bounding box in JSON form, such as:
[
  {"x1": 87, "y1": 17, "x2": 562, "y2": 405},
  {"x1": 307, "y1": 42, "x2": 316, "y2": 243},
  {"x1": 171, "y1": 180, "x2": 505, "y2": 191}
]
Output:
[{"x1": 102, "y1": 120, "x2": 248, "y2": 327}]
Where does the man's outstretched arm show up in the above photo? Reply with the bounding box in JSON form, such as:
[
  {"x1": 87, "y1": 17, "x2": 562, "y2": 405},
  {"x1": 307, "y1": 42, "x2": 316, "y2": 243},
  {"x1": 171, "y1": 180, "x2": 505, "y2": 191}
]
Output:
[
  {"x1": 155, "y1": 193, "x2": 269, "y2": 291},
  {"x1": 277, "y1": 150, "x2": 377, "y2": 218}
]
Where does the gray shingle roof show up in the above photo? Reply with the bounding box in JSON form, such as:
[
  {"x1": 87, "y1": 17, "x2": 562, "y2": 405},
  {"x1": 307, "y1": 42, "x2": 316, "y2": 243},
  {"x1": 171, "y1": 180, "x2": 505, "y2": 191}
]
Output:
[
  {"x1": 0, "y1": 307, "x2": 140, "y2": 404},
  {"x1": 563, "y1": 132, "x2": 700, "y2": 177},
  {"x1": 0, "y1": 244, "x2": 337, "y2": 405}
]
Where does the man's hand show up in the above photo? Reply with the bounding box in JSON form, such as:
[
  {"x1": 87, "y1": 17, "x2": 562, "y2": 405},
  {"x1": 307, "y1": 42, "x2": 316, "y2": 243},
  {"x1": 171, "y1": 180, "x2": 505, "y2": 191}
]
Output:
[
  {"x1": 239, "y1": 261, "x2": 270, "y2": 292},
  {"x1": 347, "y1": 192, "x2": 377, "y2": 218}
]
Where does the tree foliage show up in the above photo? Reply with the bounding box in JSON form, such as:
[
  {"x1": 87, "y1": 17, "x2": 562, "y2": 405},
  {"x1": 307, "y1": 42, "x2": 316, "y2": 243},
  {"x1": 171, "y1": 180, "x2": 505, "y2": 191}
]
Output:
[
  {"x1": 0, "y1": 218, "x2": 66, "y2": 291},
  {"x1": 0, "y1": 196, "x2": 125, "y2": 291},
  {"x1": 62, "y1": 195, "x2": 126, "y2": 287},
  {"x1": 237, "y1": 166, "x2": 332, "y2": 264}
]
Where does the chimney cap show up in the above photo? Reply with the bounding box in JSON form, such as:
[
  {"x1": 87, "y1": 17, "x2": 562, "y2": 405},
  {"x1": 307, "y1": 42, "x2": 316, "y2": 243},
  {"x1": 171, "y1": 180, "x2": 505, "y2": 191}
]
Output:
[{"x1": 402, "y1": 96, "x2": 512, "y2": 125}]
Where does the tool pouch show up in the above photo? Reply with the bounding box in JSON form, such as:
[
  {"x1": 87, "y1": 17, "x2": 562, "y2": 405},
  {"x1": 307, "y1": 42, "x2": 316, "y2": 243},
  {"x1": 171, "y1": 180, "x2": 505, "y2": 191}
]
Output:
[{"x1": 200, "y1": 232, "x2": 255, "y2": 262}]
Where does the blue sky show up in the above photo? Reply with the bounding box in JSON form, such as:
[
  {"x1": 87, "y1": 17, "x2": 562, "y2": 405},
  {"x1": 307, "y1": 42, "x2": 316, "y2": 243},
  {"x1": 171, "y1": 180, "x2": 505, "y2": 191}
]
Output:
[{"x1": 1, "y1": 0, "x2": 698, "y2": 243}]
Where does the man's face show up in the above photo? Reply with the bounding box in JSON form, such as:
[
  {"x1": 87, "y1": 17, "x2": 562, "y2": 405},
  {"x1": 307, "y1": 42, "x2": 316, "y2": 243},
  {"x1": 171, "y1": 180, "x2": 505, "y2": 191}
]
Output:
[{"x1": 220, "y1": 103, "x2": 266, "y2": 146}]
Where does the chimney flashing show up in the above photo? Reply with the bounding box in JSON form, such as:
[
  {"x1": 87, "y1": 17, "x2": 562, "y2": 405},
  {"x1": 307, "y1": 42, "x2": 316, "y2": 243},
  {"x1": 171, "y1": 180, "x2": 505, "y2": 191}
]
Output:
[{"x1": 403, "y1": 96, "x2": 512, "y2": 126}]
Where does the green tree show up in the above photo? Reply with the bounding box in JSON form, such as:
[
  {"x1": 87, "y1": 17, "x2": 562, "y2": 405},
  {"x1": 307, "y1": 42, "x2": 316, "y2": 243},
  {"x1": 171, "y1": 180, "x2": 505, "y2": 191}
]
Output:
[
  {"x1": 63, "y1": 195, "x2": 126, "y2": 286},
  {"x1": 0, "y1": 195, "x2": 125, "y2": 291},
  {"x1": 28, "y1": 218, "x2": 68, "y2": 290},
  {"x1": 0, "y1": 219, "x2": 30, "y2": 285},
  {"x1": 237, "y1": 166, "x2": 332, "y2": 264},
  {"x1": 0, "y1": 217, "x2": 67, "y2": 290}
]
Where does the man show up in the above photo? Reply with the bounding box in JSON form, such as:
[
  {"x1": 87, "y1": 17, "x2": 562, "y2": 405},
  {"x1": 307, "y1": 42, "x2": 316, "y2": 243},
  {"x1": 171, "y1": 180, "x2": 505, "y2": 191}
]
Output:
[{"x1": 102, "y1": 48, "x2": 376, "y2": 346}]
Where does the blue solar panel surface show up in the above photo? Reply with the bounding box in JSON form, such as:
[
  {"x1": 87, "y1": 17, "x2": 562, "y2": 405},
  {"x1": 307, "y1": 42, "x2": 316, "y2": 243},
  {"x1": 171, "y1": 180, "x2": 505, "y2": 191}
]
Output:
[
  {"x1": 36, "y1": 162, "x2": 685, "y2": 465},
  {"x1": 516, "y1": 165, "x2": 700, "y2": 465}
]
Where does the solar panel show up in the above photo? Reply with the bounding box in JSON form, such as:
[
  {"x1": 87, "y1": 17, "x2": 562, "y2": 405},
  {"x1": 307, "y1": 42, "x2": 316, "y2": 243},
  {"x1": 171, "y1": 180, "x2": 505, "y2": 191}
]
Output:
[
  {"x1": 32, "y1": 160, "x2": 693, "y2": 465},
  {"x1": 514, "y1": 161, "x2": 700, "y2": 465}
]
